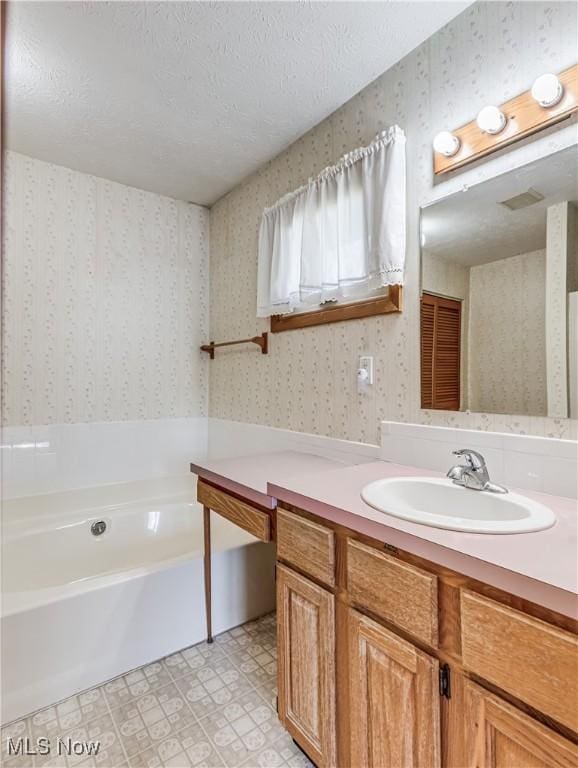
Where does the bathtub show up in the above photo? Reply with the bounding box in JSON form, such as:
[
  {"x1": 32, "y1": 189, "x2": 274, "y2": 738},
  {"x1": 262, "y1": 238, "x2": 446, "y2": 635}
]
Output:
[{"x1": 0, "y1": 476, "x2": 276, "y2": 725}]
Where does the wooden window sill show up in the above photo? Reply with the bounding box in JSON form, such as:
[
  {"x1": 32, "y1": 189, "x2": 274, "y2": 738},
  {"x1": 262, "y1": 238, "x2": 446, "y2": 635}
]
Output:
[{"x1": 270, "y1": 285, "x2": 402, "y2": 333}]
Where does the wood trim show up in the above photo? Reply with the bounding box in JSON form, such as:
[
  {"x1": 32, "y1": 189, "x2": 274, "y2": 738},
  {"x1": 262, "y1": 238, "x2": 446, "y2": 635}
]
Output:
[
  {"x1": 197, "y1": 480, "x2": 272, "y2": 541},
  {"x1": 434, "y1": 64, "x2": 578, "y2": 175},
  {"x1": 270, "y1": 286, "x2": 402, "y2": 332},
  {"x1": 335, "y1": 596, "x2": 352, "y2": 767}
]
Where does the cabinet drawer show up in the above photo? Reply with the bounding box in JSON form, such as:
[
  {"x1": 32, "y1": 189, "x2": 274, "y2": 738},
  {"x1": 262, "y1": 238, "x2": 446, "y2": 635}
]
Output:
[
  {"x1": 277, "y1": 508, "x2": 335, "y2": 587},
  {"x1": 461, "y1": 590, "x2": 578, "y2": 732},
  {"x1": 197, "y1": 481, "x2": 271, "y2": 542},
  {"x1": 347, "y1": 540, "x2": 438, "y2": 647}
]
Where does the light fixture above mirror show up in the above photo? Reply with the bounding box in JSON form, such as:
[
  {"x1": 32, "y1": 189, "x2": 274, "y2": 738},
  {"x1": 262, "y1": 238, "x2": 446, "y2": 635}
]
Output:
[
  {"x1": 433, "y1": 64, "x2": 577, "y2": 175},
  {"x1": 475, "y1": 105, "x2": 507, "y2": 135},
  {"x1": 433, "y1": 131, "x2": 461, "y2": 157},
  {"x1": 531, "y1": 73, "x2": 564, "y2": 108}
]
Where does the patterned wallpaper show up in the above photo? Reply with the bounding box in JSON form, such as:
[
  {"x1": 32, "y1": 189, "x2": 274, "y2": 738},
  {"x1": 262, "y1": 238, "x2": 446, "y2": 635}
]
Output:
[
  {"x1": 546, "y1": 201, "x2": 578, "y2": 419},
  {"x1": 468, "y1": 250, "x2": 547, "y2": 416},
  {"x1": 209, "y1": 1, "x2": 578, "y2": 442},
  {"x1": 421, "y1": 253, "x2": 470, "y2": 303},
  {"x1": 2, "y1": 151, "x2": 209, "y2": 426}
]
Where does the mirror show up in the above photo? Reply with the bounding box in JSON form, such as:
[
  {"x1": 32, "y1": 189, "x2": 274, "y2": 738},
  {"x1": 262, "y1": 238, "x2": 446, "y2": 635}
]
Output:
[{"x1": 420, "y1": 146, "x2": 578, "y2": 419}]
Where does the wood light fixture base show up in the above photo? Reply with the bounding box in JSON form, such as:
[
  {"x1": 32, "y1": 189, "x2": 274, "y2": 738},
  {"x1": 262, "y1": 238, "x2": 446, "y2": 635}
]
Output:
[{"x1": 434, "y1": 64, "x2": 578, "y2": 176}]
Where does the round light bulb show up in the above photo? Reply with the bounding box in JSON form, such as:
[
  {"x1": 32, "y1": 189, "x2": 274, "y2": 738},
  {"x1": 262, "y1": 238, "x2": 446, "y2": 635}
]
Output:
[
  {"x1": 433, "y1": 131, "x2": 461, "y2": 157},
  {"x1": 476, "y1": 105, "x2": 507, "y2": 135},
  {"x1": 531, "y1": 73, "x2": 563, "y2": 107}
]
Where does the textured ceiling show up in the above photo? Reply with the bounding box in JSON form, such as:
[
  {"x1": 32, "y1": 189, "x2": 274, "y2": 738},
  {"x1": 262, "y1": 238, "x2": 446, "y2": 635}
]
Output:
[
  {"x1": 421, "y1": 146, "x2": 578, "y2": 267},
  {"x1": 5, "y1": 1, "x2": 470, "y2": 206}
]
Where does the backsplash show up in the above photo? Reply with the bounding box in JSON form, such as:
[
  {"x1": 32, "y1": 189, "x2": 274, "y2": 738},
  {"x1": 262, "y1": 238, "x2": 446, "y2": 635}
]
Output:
[
  {"x1": 207, "y1": 417, "x2": 380, "y2": 465},
  {"x1": 208, "y1": 1, "x2": 578, "y2": 443},
  {"x1": 380, "y1": 421, "x2": 578, "y2": 499},
  {"x1": 2, "y1": 152, "x2": 210, "y2": 426}
]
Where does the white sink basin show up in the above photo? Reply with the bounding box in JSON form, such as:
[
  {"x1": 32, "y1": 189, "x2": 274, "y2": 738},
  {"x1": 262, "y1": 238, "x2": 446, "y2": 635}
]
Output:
[{"x1": 360, "y1": 477, "x2": 555, "y2": 534}]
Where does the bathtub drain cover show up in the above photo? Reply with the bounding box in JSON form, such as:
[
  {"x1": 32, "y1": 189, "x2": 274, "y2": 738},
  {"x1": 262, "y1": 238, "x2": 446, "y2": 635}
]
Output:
[{"x1": 91, "y1": 520, "x2": 107, "y2": 536}]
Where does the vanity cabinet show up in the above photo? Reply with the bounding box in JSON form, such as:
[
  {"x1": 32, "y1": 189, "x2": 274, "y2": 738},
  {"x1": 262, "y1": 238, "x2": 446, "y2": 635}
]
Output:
[
  {"x1": 276, "y1": 563, "x2": 337, "y2": 768},
  {"x1": 275, "y1": 505, "x2": 578, "y2": 768},
  {"x1": 348, "y1": 608, "x2": 440, "y2": 768}
]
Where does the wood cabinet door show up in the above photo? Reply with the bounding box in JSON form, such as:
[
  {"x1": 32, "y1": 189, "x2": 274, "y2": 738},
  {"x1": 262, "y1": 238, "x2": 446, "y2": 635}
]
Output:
[
  {"x1": 348, "y1": 607, "x2": 441, "y2": 768},
  {"x1": 276, "y1": 564, "x2": 336, "y2": 767},
  {"x1": 462, "y1": 679, "x2": 578, "y2": 768}
]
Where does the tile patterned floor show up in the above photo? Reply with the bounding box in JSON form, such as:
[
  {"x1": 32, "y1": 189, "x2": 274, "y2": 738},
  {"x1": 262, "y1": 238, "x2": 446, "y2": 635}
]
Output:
[{"x1": 1, "y1": 614, "x2": 313, "y2": 768}]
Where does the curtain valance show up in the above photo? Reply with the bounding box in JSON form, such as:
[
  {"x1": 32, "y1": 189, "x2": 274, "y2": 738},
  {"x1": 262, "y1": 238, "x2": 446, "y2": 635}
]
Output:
[{"x1": 257, "y1": 125, "x2": 406, "y2": 318}]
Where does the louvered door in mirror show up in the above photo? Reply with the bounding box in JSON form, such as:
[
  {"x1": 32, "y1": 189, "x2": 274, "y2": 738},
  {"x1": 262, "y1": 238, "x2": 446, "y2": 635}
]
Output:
[{"x1": 420, "y1": 293, "x2": 461, "y2": 410}]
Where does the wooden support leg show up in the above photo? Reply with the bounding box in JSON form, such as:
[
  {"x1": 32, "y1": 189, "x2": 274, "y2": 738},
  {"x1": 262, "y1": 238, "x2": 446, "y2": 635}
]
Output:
[{"x1": 203, "y1": 505, "x2": 213, "y2": 643}]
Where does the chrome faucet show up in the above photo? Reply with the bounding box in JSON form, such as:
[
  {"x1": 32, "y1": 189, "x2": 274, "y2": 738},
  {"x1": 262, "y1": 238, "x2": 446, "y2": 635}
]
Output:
[{"x1": 447, "y1": 449, "x2": 507, "y2": 494}]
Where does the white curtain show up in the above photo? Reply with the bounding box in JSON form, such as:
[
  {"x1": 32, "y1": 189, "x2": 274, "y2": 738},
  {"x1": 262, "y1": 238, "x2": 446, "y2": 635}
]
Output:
[{"x1": 257, "y1": 126, "x2": 406, "y2": 318}]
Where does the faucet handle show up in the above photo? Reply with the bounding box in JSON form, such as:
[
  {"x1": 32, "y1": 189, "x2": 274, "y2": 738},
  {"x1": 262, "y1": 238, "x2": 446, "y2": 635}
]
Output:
[{"x1": 452, "y1": 448, "x2": 486, "y2": 470}]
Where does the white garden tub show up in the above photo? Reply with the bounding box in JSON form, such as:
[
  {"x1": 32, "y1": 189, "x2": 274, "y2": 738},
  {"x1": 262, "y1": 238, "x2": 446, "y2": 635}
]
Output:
[{"x1": 0, "y1": 476, "x2": 275, "y2": 724}]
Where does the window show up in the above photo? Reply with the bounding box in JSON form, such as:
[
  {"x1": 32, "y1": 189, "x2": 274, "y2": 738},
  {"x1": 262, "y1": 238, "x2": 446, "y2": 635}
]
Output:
[
  {"x1": 421, "y1": 293, "x2": 461, "y2": 411},
  {"x1": 257, "y1": 127, "x2": 406, "y2": 328}
]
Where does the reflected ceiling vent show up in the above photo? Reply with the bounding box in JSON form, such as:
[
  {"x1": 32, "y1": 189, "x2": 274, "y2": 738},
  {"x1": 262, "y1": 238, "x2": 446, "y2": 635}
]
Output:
[{"x1": 499, "y1": 188, "x2": 544, "y2": 211}]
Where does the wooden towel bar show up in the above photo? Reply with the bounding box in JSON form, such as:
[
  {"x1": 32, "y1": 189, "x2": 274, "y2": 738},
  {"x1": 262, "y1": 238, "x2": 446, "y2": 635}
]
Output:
[{"x1": 200, "y1": 332, "x2": 268, "y2": 359}]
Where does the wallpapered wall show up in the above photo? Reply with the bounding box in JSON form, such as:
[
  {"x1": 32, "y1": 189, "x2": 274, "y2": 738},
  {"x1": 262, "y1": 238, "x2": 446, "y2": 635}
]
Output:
[
  {"x1": 209, "y1": 1, "x2": 578, "y2": 442},
  {"x1": 546, "y1": 201, "x2": 578, "y2": 419},
  {"x1": 468, "y1": 250, "x2": 546, "y2": 416},
  {"x1": 2, "y1": 151, "x2": 209, "y2": 426}
]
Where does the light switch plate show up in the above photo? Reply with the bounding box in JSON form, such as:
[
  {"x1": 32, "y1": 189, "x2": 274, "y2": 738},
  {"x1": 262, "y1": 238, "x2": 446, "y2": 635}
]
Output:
[{"x1": 359, "y1": 356, "x2": 373, "y2": 385}]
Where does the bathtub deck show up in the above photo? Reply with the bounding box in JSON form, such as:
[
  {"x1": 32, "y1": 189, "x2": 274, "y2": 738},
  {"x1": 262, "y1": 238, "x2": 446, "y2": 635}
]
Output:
[{"x1": 1, "y1": 613, "x2": 310, "y2": 768}]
